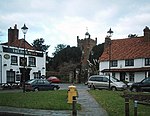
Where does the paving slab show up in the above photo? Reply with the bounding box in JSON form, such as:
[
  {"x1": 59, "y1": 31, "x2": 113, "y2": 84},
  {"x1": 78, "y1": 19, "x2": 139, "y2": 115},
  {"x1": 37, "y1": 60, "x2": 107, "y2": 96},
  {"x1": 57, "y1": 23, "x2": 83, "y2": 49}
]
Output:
[{"x1": 77, "y1": 89, "x2": 108, "y2": 116}]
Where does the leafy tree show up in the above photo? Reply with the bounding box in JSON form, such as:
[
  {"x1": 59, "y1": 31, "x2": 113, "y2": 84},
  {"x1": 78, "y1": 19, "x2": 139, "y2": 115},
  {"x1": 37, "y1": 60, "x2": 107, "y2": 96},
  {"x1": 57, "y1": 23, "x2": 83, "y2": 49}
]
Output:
[
  {"x1": 32, "y1": 38, "x2": 50, "y2": 52},
  {"x1": 51, "y1": 46, "x2": 82, "y2": 71},
  {"x1": 89, "y1": 43, "x2": 104, "y2": 73},
  {"x1": 128, "y1": 34, "x2": 138, "y2": 38},
  {"x1": 52, "y1": 44, "x2": 67, "y2": 56}
]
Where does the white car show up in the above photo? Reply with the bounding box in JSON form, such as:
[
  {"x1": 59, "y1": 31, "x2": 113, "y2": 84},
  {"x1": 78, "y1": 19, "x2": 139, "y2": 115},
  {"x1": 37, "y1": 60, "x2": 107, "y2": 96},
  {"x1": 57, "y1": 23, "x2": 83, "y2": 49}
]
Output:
[{"x1": 88, "y1": 75, "x2": 127, "y2": 91}]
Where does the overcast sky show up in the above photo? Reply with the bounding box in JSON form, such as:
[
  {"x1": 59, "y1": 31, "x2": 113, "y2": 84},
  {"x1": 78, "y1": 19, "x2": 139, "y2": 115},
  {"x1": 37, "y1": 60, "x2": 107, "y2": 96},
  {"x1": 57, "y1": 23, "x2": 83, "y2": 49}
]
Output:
[{"x1": 0, "y1": 0, "x2": 150, "y2": 56}]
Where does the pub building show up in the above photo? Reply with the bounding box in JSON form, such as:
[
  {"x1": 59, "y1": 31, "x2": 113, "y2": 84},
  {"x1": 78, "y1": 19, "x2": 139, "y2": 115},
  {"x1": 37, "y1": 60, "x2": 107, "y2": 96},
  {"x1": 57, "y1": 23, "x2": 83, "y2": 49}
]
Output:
[{"x1": 0, "y1": 24, "x2": 46, "y2": 86}]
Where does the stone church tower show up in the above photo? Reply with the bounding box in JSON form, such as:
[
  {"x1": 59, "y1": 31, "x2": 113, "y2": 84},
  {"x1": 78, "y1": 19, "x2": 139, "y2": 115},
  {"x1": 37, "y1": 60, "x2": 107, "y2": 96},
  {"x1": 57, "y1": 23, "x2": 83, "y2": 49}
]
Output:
[{"x1": 77, "y1": 30, "x2": 97, "y2": 81}]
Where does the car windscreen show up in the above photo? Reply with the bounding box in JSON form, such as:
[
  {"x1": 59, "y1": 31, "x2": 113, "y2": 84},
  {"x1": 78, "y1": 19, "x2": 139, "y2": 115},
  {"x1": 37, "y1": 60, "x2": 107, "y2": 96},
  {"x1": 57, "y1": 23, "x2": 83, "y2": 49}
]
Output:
[
  {"x1": 142, "y1": 78, "x2": 150, "y2": 83},
  {"x1": 27, "y1": 80, "x2": 37, "y2": 84},
  {"x1": 111, "y1": 77, "x2": 120, "y2": 82}
]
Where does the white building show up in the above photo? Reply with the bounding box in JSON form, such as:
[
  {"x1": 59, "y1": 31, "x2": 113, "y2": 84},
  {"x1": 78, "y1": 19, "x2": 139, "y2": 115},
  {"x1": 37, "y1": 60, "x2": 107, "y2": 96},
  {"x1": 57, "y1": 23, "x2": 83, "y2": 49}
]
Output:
[
  {"x1": 0, "y1": 24, "x2": 46, "y2": 85},
  {"x1": 99, "y1": 27, "x2": 150, "y2": 83}
]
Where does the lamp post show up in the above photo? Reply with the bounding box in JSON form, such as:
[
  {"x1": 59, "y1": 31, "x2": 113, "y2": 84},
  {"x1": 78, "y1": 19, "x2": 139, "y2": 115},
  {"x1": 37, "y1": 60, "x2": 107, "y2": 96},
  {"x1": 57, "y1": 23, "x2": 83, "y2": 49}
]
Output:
[
  {"x1": 21, "y1": 24, "x2": 28, "y2": 93},
  {"x1": 107, "y1": 28, "x2": 113, "y2": 90}
]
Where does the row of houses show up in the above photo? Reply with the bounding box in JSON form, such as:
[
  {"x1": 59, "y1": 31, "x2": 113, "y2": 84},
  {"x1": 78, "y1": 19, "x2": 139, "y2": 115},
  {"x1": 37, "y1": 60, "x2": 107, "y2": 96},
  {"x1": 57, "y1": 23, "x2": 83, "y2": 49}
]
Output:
[
  {"x1": 99, "y1": 26, "x2": 150, "y2": 82},
  {"x1": 0, "y1": 24, "x2": 150, "y2": 85},
  {"x1": 0, "y1": 24, "x2": 46, "y2": 85}
]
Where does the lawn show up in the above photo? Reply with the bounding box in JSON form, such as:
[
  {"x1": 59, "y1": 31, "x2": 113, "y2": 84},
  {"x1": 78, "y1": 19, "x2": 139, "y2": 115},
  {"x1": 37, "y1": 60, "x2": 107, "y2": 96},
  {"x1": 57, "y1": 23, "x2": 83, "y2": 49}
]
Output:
[
  {"x1": 89, "y1": 90, "x2": 150, "y2": 116},
  {"x1": 0, "y1": 90, "x2": 81, "y2": 110}
]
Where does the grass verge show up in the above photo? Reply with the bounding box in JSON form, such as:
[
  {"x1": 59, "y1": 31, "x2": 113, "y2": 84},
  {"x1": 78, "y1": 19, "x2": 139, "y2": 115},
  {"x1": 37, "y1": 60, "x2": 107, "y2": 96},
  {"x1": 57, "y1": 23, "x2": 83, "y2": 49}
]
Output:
[
  {"x1": 0, "y1": 90, "x2": 81, "y2": 110},
  {"x1": 89, "y1": 90, "x2": 150, "y2": 116}
]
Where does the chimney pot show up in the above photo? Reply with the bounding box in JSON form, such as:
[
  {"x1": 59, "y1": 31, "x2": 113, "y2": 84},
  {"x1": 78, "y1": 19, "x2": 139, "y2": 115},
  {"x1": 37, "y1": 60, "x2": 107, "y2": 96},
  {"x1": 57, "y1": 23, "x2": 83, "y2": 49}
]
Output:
[{"x1": 143, "y1": 26, "x2": 150, "y2": 42}]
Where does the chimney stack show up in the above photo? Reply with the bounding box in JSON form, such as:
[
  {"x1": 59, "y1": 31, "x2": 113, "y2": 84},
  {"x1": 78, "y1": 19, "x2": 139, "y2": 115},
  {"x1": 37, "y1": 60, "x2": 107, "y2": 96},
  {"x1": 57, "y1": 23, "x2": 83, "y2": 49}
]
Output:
[
  {"x1": 8, "y1": 24, "x2": 19, "y2": 45},
  {"x1": 104, "y1": 36, "x2": 111, "y2": 48},
  {"x1": 143, "y1": 26, "x2": 150, "y2": 42}
]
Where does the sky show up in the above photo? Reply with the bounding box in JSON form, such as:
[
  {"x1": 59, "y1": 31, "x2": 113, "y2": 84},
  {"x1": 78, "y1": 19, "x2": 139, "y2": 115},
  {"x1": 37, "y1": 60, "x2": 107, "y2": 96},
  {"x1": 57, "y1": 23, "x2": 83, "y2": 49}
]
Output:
[{"x1": 0, "y1": 0, "x2": 150, "y2": 56}]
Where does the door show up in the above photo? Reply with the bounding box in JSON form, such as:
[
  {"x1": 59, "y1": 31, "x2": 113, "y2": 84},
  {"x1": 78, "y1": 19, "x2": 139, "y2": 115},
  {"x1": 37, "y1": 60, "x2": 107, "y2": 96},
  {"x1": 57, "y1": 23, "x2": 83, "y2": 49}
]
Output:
[
  {"x1": 120, "y1": 72, "x2": 126, "y2": 81},
  {"x1": 94, "y1": 77, "x2": 103, "y2": 89},
  {"x1": 20, "y1": 68, "x2": 31, "y2": 83}
]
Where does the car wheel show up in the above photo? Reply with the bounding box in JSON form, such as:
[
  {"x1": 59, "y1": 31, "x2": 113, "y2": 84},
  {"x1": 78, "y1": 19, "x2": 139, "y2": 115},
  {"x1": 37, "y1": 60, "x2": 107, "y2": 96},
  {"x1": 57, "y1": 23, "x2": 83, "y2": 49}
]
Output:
[
  {"x1": 132, "y1": 87, "x2": 137, "y2": 92},
  {"x1": 53, "y1": 87, "x2": 58, "y2": 90},
  {"x1": 91, "y1": 84, "x2": 96, "y2": 90},
  {"x1": 111, "y1": 87, "x2": 117, "y2": 91},
  {"x1": 34, "y1": 88, "x2": 39, "y2": 92}
]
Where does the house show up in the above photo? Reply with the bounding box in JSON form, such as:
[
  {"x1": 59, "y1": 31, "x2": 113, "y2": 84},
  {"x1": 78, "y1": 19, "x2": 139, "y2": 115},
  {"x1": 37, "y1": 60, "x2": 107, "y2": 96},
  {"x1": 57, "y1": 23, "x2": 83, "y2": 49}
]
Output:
[
  {"x1": 0, "y1": 24, "x2": 46, "y2": 85},
  {"x1": 99, "y1": 26, "x2": 150, "y2": 83}
]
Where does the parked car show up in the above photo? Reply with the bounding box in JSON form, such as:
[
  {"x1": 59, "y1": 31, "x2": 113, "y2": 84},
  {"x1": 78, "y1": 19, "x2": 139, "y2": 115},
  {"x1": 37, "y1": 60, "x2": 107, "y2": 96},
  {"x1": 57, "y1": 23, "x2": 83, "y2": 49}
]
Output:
[
  {"x1": 47, "y1": 76, "x2": 61, "y2": 83},
  {"x1": 88, "y1": 75, "x2": 127, "y2": 91},
  {"x1": 25, "y1": 79, "x2": 60, "y2": 91},
  {"x1": 130, "y1": 78, "x2": 150, "y2": 92}
]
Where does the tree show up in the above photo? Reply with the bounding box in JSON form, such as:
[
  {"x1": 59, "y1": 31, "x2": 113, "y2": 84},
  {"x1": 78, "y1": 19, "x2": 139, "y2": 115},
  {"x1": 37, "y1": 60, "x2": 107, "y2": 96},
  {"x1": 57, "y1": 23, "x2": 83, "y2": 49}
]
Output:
[
  {"x1": 52, "y1": 44, "x2": 67, "y2": 56},
  {"x1": 32, "y1": 38, "x2": 50, "y2": 52},
  {"x1": 51, "y1": 46, "x2": 82, "y2": 71},
  {"x1": 88, "y1": 43, "x2": 104, "y2": 74},
  {"x1": 128, "y1": 34, "x2": 138, "y2": 38}
]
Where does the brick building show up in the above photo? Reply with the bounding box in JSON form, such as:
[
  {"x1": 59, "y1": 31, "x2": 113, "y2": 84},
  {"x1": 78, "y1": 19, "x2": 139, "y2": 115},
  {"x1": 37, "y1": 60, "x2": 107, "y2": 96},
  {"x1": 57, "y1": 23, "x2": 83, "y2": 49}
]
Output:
[{"x1": 77, "y1": 31, "x2": 97, "y2": 81}]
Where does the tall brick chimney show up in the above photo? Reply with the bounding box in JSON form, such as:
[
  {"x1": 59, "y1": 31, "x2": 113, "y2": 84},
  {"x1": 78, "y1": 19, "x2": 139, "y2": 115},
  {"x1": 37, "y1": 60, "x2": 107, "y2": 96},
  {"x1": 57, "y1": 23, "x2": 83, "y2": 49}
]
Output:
[
  {"x1": 104, "y1": 36, "x2": 111, "y2": 49},
  {"x1": 143, "y1": 26, "x2": 150, "y2": 42},
  {"x1": 8, "y1": 24, "x2": 19, "y2": 45}
]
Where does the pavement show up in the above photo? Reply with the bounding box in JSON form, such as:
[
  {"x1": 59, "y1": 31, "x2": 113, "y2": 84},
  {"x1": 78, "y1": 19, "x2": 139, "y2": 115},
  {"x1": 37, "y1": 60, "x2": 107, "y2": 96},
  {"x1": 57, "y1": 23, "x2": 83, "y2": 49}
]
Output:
[{"x1": 0, "y1": 84, "x2": 108, "y2": 116}]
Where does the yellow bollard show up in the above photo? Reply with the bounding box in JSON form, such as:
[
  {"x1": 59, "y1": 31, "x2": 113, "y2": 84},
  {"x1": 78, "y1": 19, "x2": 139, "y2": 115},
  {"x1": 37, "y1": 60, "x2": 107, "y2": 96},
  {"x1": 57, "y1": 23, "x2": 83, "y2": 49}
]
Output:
[{"x1": 67, "y1": 85, "x2": 78, "y2": 103}]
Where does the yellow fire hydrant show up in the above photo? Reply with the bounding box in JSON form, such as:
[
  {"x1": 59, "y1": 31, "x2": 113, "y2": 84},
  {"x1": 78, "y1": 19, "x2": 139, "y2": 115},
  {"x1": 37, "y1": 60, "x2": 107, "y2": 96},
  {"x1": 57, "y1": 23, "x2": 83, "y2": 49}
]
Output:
[{"x1": 67, "y1": 85, "x2": 78, "y2": 103}]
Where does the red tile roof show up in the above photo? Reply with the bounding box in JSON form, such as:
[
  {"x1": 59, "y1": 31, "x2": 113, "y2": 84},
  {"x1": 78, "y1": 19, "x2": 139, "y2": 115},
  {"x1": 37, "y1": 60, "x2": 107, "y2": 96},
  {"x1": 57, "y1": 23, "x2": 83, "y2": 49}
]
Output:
[
  {"x1": 100, "y1": 36, "x2": 150, "y2": 61},
  {"x1": 2, "y1": 39, "x2": 35, "y2": 50}
]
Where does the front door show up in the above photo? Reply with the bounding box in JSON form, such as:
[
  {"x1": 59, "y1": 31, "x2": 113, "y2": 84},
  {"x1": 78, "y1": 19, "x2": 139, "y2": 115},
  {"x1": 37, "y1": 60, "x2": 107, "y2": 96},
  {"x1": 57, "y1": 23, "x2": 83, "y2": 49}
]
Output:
[
  {"x1": 120, "y1": 72, "x2": 126, "y2": 81},
  {"x1": 20, "y1": 68, "x2": 31, "y2": 82}
]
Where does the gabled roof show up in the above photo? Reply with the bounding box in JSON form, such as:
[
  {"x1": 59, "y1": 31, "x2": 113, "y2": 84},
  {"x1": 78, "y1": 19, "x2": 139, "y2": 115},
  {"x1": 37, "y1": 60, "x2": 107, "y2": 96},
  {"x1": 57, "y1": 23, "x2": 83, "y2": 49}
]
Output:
[
  {"x1": 100, "y1": 36, "x2": 150, "y2": 61},
  {"x1": 1, "y1": 39, "x2": 35, "y2": 50}
]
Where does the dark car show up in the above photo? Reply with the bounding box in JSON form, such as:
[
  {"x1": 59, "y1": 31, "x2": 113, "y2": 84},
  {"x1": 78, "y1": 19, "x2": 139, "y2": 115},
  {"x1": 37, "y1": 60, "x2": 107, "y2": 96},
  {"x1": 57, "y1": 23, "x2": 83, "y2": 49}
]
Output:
[
  {"x1": 25, "y1": 79, "x2": 60, "y2": 91},
  {"x1": 130, "y1": 78, "x2": 150, "y2": 92}
]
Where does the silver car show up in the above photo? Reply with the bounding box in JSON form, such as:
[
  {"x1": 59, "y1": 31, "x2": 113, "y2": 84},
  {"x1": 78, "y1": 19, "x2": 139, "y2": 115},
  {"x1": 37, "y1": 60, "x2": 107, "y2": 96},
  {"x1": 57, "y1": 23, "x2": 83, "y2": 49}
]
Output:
[{"x1": 88, "y1": 75, "x2": 127, "y2": 91}]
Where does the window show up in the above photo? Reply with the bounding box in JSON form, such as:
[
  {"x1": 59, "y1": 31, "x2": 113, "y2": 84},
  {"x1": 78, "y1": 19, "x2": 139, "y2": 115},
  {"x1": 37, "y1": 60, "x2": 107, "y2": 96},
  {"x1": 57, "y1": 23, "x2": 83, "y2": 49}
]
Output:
[
  {"x1": 125, "y1": 59, "x2": 134, "y2": 66},
  {"x1": 103, "y1": 77, "x2": 109, "y2": 82},
  {"x1": 20, "y1": 57, "x2": 27, "y2": 66},
  {"x1": 110, "y1": 60, "x2": 118, "y2": 67},
  {"x1": 34, "y1": 72, "x2": 41, "y2": 79},
  {"x1": 129, "y1": 73, "x2": 134, "y2": 82},
  {"x1": 145, "y1": 58, "x2": 150, "y2": 66},
  {"x1": 145, "y1": 71, "x2": 150, "y2": 78},
  {"x1": 112, "y1": 72, "x2": 115, "y2": 78},
  {"x1": 7, "y1": 71, "x2": 15, "y2": 83},
  {"x1": 11, "y1": 56, "x2": 18, "y2": 65},
  {"x1": 29, "y1": 57, "x2": 36, "y2": 67}
]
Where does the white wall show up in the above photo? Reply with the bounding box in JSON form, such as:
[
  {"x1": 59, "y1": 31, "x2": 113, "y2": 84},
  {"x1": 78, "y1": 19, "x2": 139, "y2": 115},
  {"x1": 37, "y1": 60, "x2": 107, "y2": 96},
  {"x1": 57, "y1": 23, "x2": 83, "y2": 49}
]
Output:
[
  {"x1": 1, "y1": 45, "x2": 46, "y2": 83},
  {"x1": 99, "y1": 58, "x2": 148, "y2": 82}
]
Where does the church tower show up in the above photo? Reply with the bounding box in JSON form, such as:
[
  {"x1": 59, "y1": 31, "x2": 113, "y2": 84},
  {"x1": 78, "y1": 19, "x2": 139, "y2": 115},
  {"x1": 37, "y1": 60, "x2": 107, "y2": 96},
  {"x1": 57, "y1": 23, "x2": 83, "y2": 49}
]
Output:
[{"x1": 77, "y1": 29, "x2": 97, "y2": 81}]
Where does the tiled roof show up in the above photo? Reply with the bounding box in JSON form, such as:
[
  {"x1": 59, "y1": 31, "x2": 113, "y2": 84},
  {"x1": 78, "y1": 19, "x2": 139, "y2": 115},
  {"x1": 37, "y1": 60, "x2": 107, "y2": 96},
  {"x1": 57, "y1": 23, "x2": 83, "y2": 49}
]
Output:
[
  {"x1": 100, "y1": 36, "x2": 150, "y2": 61},
  {"x1": 2, "y1": 39, "x2": 35, "y2": 50}
]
